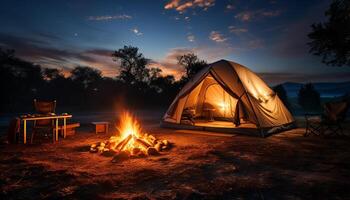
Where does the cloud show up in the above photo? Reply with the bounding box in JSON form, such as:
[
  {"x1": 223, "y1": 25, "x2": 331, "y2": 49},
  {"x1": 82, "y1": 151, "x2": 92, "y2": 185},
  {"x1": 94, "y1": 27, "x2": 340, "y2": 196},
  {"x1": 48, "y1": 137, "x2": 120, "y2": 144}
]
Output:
[
  {"x1": 87, "y1": 14, "x2": 132, "y2": 21},
  {"x1": 131, "y1": 28, "x2": 143, "y2": 36},
  {"x1": 228, "y1": 26, "x2": 248, "y2": 34},
  {"x1": 164, "y1": 0, "x2": 215, "y2": 13},
  {"x1": 209, "y1": 31, "x2": 228, "y2": 43},
  {"x1": 0, "y1": 33, "x2": 118, "y2": 77},
  {"x1": 235, "y1": 9, "x2": 281, "y2": 22},
  {"x1": 150, "y1": 45, "x2": 235, "y2": 79},
  {"x1": 187, "y1": 34, "x2": 195, "y2": 42}
]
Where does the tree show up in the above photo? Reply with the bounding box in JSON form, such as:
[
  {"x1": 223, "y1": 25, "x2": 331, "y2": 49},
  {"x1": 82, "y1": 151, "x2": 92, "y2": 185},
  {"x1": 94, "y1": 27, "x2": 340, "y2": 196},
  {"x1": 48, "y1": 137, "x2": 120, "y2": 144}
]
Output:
[
  {"x1": 298, "y1": 83, "x2": 321, "y2": 111},
  {"x1": 149, "y1": 67, "x2": 162, "y2": 82},
  {"x1": 308, "y1": 0, "x2": 350, "y2": 67},
  {"x1": 42, "y1": 68, "x2": 64, "y2": 81},
  {"x1": 70, "y1": 66, "x2": 102, "y2": 89},
  {"x1": 112, "y1": 45, "x2": 150, "y2": 84},
  {"x1": 272, "y1": 84, "x2": 291, "y2": 109},
  {"x1": 178, "y1": 53, "x2": 207, "y2": 81}
]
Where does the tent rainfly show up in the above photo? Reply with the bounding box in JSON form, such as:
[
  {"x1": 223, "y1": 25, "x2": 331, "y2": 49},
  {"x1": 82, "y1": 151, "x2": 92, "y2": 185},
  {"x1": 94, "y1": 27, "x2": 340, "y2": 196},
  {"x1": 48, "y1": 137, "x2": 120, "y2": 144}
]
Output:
[{"x1": 161, "y1": 60, "x2": 295, "y2": 137}]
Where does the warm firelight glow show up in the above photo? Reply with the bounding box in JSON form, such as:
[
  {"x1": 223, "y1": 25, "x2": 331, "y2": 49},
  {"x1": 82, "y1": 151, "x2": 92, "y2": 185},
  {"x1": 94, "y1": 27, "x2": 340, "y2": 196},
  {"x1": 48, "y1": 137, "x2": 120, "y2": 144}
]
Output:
[{"x1": 107, "y1": 111, "x2": 154, "y2": 155}]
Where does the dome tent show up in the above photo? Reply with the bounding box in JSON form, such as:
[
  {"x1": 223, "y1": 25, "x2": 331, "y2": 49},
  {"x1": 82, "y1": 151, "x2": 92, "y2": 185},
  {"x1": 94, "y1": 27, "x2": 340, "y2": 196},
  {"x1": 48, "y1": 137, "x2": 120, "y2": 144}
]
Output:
[{"x1": 161, "y1": 60, "x2": 295, "y2": 137}]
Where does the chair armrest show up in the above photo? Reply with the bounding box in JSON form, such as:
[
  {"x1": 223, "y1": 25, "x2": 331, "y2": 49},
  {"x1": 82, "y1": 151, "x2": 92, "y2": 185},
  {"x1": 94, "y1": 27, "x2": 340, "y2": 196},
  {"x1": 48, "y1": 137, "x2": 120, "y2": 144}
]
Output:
[{"x1": 304, "y1": 113, "x2": 322, "y2": 121}]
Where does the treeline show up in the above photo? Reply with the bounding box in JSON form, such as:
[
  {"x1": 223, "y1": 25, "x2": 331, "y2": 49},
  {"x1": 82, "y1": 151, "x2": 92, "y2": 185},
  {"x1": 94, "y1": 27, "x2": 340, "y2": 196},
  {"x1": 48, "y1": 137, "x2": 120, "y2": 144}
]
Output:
[
  {"x1": 0, "y1": 46, "x2": 207, "y2": 112},
  {"x1": 1, "y1": 45, "x2": 347, "y2": 114}
]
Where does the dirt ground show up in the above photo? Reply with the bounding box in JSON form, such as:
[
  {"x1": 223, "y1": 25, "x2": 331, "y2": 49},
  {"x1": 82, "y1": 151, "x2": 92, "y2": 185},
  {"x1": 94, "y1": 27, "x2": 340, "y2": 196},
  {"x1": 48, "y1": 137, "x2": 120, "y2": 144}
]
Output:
[{"x1": 1, "y1": 120, "x2": 350, "y2": 200}]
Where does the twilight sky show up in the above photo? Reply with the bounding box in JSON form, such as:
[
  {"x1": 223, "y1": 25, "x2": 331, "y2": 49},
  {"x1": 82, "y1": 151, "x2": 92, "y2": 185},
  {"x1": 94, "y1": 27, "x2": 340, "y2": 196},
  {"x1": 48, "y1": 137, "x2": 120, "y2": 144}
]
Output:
[{"x1": 1, "y1": 0, "x2": 350, "y2": 85}]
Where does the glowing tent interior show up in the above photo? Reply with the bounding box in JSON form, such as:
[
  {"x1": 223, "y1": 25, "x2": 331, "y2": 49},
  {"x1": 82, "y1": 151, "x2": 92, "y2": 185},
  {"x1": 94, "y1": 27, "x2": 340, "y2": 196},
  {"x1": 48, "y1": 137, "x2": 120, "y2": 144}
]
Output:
[{"x1": 161, "y1": 60, "x2": 295, "y2": 137}]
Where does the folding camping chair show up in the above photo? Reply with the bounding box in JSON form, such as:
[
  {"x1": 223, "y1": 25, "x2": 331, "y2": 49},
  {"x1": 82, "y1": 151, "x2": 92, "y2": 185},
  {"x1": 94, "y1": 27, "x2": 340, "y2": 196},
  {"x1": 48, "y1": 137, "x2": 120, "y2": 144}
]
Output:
[
  {"x1": 31, "y1": 99, "x2": 57, "y2": 143},
  {"x1": 181, "y1": 107, "x2": 195, "y2": 125},
  {"x1": 305, "y1": 100, "x2": 349, "y2": 137}
]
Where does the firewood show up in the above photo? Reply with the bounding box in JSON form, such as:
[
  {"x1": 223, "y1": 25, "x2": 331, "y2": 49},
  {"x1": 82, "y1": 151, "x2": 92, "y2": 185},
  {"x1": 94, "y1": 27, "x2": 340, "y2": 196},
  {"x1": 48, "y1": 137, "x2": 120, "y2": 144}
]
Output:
[
  {"x1": 142, "y1": 137, "x2": 154, "y2": 146},
  {"x1": 137, "y1": 151, "x2": 146, "y2": 157},
  {"x1": 148, "y1": 135, "x2": 156, "y2": 142},
  {"x1": 146, "y1": 147, "x2": 159, "y2": 156},
  {"x1": 154, "y1": 142, "x2": 162, "y2": 152},
  {"x1": 135, "y1": 138, "x2": 151, "y2": 149},
  {"x1": 97, "y1": 146, "x2": 105, "y2": 153},
  {"x1": 109, "y1": 136, "x2": 118, "y2": 143},
  {"x1": 90, "y1": 147, "x2": 97, "y2": 153},
  {"x1": 115, "y1": 134, "x2": 132, "y2": 151},
  {"x1": 162, "y1": 140, "x2": 169, "y2": 146},
  {"x1": 132, "y1": 147, "x2": 141, "y2": 155},
  {"x1": 91, "y1": 144, "x2": 97, "y2": 148}
]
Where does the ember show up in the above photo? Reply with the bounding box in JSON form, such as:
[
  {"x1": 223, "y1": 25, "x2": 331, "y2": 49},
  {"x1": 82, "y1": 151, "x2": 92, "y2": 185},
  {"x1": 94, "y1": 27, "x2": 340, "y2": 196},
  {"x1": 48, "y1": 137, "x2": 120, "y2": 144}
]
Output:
[{"x1": 89, "y1": 111, "x2": 171, "y2": 161}]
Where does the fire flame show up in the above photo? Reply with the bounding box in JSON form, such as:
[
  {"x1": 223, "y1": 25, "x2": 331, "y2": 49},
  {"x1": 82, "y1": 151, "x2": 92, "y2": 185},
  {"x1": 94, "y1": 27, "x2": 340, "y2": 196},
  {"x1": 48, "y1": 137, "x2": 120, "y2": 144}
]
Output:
[{"x1": 118, "y1": 111, "x2": 141, "y2": 139}]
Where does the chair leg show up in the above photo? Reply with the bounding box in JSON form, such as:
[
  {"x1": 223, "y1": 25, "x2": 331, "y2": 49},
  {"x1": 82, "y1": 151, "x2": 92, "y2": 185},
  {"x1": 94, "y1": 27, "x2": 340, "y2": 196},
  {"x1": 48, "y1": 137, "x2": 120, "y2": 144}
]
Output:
[{"x1": 31, "y1": 130, "x2": 35, "y2": 144}]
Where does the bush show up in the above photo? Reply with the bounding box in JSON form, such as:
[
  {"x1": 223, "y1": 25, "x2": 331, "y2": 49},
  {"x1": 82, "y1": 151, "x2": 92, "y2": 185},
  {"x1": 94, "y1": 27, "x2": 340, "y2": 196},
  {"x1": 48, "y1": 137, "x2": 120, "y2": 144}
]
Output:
[{"x1": 298, "y1": 83, "x2": 321, "y2": 112}]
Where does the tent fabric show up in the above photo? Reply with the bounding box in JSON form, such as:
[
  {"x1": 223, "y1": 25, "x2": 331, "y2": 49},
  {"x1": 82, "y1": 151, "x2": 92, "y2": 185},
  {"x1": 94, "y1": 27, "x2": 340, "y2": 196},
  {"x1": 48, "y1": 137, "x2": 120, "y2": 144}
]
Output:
[{"x1": 162, "y1": 60, "x2": 294, "y2": 133}]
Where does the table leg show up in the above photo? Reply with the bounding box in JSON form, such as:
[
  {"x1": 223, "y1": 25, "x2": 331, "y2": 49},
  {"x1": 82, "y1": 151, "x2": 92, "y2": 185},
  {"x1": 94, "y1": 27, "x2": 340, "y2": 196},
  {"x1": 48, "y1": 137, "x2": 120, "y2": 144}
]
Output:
[
  {"x1": 63, "y1": 118, "x2": 67, "y2": 138},
  {"x1": 55, "y1": 118, "x2": 58, "y2": 142},
  {"x1": 23, "y1": 120, "x2": 27, "y2": 144}
]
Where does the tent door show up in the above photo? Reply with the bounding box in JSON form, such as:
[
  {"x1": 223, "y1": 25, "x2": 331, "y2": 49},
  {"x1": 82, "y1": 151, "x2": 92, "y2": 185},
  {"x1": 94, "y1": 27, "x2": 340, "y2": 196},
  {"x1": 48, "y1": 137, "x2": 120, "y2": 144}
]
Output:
[{"x1": 202, "y1": 83, "x2": 238, "y2": 121}]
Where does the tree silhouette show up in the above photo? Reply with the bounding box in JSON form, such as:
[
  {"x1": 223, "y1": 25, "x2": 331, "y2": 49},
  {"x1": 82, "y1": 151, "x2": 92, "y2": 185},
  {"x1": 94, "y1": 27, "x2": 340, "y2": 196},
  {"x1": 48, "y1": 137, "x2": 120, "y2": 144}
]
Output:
[
  {"x1": 43, "y1": 68, "x2": 64, "y2": 81},
  {"x1": 308, "y1": 0, "x2": 350, "y2": 67},
  {"x1": 272, "y1": 84, "x2": 291, "y2": 109},
  {"x1": 298, "y1": 83, "x2": 321, "y2": 112},
  {"x1": 177, "y1": 53, "x2": 207, "y2": 82},
  {"x1": 112, "y1": 45, "x2": 150, "y2": 84},
  {"x1": 0, "y1": 47, "x2": 187, "y2": 111},
  {"x1": 70, "y1": 66, "x2": 102, "y2": 89}
]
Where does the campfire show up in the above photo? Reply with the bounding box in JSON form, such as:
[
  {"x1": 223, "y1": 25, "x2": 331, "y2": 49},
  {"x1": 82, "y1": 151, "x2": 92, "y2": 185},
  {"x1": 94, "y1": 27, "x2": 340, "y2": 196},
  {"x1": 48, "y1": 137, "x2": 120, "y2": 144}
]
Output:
[{"x1": 90, "y1": 112, "x2": 171, "y2": 161}]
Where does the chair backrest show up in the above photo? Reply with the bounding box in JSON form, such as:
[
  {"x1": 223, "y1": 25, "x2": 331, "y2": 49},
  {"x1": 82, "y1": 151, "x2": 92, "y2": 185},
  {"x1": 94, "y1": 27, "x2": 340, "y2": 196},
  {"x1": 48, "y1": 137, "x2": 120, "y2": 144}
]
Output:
[
  {"x1": 323, "y1": 100, "x2": 349, "y2": 122},
  {"x1": 34, "y1": 99, "x2": 56, "y2": 114},
  {"x1": 33, "y1": 99, "x2": 56, "y2": 126}
]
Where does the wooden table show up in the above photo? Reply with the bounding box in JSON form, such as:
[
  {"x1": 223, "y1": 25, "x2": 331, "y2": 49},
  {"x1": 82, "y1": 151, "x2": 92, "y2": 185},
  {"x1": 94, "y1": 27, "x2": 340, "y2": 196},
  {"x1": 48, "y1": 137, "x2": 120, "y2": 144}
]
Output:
[
  {"x1": 92, "y1": 122, "x2": 109, "y2": 134},
  {"x1": 21, "y1": 114, "x2": 72, "y2": 144}
]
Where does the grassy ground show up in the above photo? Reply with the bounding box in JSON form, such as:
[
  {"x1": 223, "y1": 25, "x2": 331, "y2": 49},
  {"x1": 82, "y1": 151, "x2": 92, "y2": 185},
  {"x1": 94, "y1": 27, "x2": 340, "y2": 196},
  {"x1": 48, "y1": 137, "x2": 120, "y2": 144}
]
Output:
[{"x1": 0, "y1": 117, "x2": 350, "y2": 199}]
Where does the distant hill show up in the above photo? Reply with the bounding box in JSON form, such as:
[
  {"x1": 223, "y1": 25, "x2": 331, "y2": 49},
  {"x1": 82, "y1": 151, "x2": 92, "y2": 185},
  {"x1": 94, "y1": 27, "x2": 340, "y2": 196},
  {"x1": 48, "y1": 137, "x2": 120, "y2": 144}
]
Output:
[{"x1": 276, "y1": 82, "x2": 350, "y2": 98}]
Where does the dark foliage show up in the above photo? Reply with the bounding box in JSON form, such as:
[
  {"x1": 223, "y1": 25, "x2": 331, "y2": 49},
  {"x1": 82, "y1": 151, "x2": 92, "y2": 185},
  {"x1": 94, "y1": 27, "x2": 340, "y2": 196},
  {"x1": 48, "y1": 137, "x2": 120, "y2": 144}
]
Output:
[
  {"x1": 308, "y1": 0, "x2": 350, "y2": 66},
  {"x1": 177, "y1": 53, "x2": 208, "y2": 85},
  {"x1": 273, "y1": 84, "x2": 291, "y2": 110},
  {"x1": 298, "y1": 83, "x2": 321, "y2": 111},
  {"x1": 112, "y1": 45, "x2": 150, "y2": 84},
  {"x1": 0, "y1": 47, "x2": 183, "y2": 112}
]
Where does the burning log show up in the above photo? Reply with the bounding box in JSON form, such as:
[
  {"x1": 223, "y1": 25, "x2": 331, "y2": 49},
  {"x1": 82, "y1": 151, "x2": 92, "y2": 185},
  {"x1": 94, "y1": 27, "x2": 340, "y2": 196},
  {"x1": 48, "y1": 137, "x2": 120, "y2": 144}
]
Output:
[
  {"x1": 131, "y1": 147, "x2": 141, "y2": 155},
  {"x1": 146, "y1": 147, "x2": 159, "y2": 156},
  {"x1": 135, "y1": 138, "x2": 151, "y2": 149},
  {"x1": 154, "y1": 142, "x2": 162, "y2": 152},
  {"x1": 115, "y1": 134, "x2": 132, "y2": 151}
]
